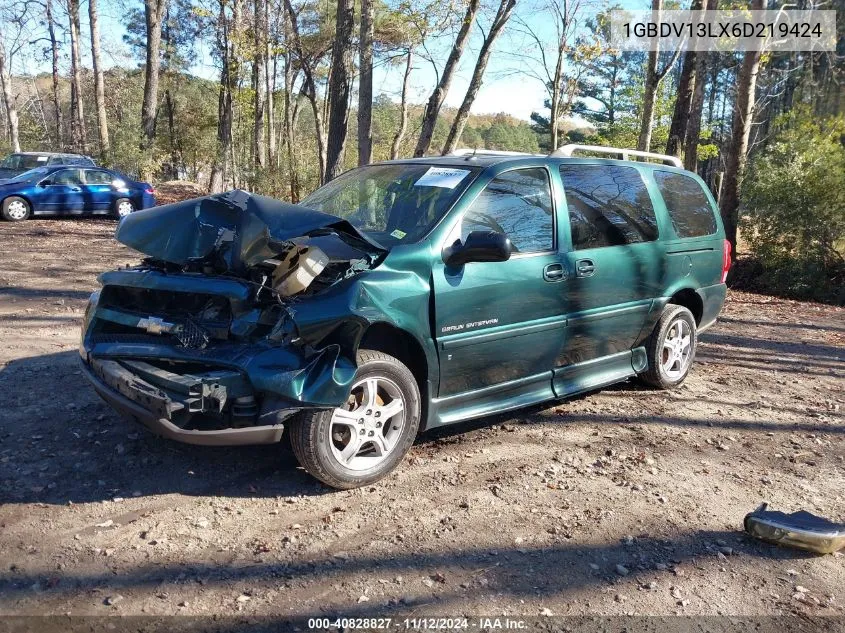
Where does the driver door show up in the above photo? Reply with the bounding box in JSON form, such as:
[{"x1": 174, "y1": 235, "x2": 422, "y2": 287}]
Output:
[
  {"x1": 432, "y1": 167, "x2": 567, "y2": 399},
  {"x1": 38, "y1": 168, "x2": 84, "y2": 214}
]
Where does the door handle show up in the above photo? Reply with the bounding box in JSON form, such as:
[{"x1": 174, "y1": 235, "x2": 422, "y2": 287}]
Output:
[
  {"x1": 68, "y1": 187, "x2": 81, "y2": 192},
  {"x1": 543, "y1": 263, "x2": 566, "y2": 282},
  {"x1": 576, "y1": 259, "x2": 595, "y2": 277}
]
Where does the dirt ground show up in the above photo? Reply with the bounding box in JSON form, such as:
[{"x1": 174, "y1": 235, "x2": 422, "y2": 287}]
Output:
[{"x1": 0, "y1": 218, "x2": 843, "y2": 623}]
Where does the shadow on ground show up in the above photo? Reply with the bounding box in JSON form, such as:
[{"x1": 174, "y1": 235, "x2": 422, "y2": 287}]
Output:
[{"x1": 1, "y1": 335, "x2": 841, "y2": 507}]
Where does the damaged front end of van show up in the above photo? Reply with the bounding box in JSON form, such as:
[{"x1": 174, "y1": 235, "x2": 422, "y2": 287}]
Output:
[{"x1": 79, "y1": 190, "x2": 420, "y2": 446}]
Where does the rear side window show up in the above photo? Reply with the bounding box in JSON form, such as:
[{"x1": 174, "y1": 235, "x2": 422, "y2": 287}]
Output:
[
  {"x1": 654, "y1": 171, "x2": 717, "y2": 238},
  {"x1": 461, "y1": 168, "x2": 554, "y2": 253},
  {"x1": 85, "y1": 169, "x2": 113, "y2": 185},
  {"x1": 560, "y1": 164, "x2": 658, "y2": 250}
]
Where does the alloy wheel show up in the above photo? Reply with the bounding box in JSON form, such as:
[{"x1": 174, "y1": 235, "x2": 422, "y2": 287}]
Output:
[
  {"x1": 661, "y1": 318, "x2": 692, "y2": 379},
  {"x1": 329, "y1": 376, "x2": 406, "y2": 471}
]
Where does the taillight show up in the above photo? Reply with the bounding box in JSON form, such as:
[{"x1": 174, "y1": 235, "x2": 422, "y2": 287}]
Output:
[
  {"x1": 721, "y1": 239, "x2": 732, "y2": 283},
  {"x1": 145, "y1": 187, "x2": 156, "y2": 195}
]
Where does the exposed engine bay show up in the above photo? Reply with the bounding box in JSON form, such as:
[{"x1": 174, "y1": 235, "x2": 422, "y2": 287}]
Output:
[{"x1": 79, "y1": 190, "x2": 387, "y2": 442}]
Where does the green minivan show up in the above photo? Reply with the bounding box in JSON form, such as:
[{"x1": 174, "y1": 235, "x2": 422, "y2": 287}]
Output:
[{"x1": 80, "y1": 145, "x2": 730, "y2": 489}]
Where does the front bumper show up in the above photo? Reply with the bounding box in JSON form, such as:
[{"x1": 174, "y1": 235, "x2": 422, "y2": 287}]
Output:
[{"x1": 80, "y1": 357, "x2": 285, "y2": 446}]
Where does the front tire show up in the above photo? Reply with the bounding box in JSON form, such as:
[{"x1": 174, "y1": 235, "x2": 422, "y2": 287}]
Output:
[
  {"x1": 288, "y1": 349, "x2": 421, "y2": 489},
  {"x1": 2, "y1": 196, "x2": 31, "y2": 222},
  {"x1": 114, "y1": 198, "x2": 135, "y2": 218},
  {"x1": 640, "y1": 304, "x2": 697, "y2": 389}
]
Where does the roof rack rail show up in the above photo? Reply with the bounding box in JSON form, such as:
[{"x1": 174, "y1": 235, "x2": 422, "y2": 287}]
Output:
[
  {"x1": 550, "y1": 144, "x2": 683, "y2": 168},
  {"x1": 448, "y1": 148, "x2": 539, "y2": 157}
]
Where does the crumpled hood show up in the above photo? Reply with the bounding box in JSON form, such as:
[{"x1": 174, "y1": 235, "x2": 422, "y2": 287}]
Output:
[{"x1": 115, "y1": 189, "x2": 382, "y2": 270}]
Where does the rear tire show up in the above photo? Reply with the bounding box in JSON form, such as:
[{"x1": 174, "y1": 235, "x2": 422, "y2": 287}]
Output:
[
  {"x1": 2, "y1": 196, "x2": 30, "y2": 222},
  {"x1": 288, "y1": 349, "x2": 420, "y2": 489},
  {"x1": 640, "y1": 304, "x2": 697, "y2": 390},
  {"x1": 114, "y1": 198, "x2": 135, "y2": 218}
]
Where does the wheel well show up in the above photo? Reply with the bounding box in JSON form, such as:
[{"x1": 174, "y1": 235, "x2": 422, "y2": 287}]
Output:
[
  {"x1": 669, "y1": 288, "x2": 703, "y2": 324},
  {"x1": 2, "y1": 194, "x2": 31, "y2": 209},
  {"x1": 359, "y1": 322, "x2": 429, "y2": 425}
]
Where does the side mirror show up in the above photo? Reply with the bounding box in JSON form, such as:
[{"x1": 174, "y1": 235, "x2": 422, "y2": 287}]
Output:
[{"x1": 443, "y1": 230, "x2": 512, "y2": 267}]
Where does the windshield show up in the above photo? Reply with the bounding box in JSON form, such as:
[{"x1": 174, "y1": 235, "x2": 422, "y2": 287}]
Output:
[
  {"x1": 300, "y1": 163, "x2": 479, "y2": 247},
  {"x1": 0, "y1": 154, "x2": 47, "y2": 170},
  {"x1": 5, "y1": 167, "x2": 51, "y2": 183}
]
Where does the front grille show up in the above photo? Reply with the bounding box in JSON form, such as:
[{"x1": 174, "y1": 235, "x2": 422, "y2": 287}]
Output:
[
  {"x1": 99, "y1": 285, "x2": 232, "y2": 322},
  {"x1": 175, "y1": 318, "x2": 210, "y2": 350}
]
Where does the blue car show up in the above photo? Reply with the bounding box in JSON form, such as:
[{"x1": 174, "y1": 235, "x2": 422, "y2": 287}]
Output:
[{"x1": 0, "y1": 166, "x2": 156, "y2": 222}]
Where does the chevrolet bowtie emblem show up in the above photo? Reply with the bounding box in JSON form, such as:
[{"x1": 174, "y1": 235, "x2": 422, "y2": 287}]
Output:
[{"x1": 137, "y1": 316, "x2": 176, "y2": 335}]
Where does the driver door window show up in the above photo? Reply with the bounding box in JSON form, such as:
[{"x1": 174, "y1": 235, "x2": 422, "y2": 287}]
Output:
[{"x1": 461, "y1": 168, "x2": 554, "y2": 253}]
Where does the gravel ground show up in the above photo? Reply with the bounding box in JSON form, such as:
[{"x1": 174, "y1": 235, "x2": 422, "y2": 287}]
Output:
[{"x1": 0, "y1": 218, "x2": 843, "y2": 621}]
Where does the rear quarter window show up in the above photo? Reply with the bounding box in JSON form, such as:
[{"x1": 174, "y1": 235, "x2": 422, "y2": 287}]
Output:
[
  {"x1": 653, "y1": 171, "x2": 718, "y2": 238},
  {"x1": 560, "y1": 164, "x2": 658, "y2": 250}
]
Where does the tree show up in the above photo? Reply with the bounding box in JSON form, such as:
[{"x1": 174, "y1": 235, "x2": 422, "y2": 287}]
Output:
[
  {"x1": 89, "y1": 0, "x2": 110, "y2": 161},
  {"x1": 357, "y1": 0, "x2": 374, "y2": 166},
  {"x1": 253, "y1": 0, "x2": 267, "y2": 169},
  {"x1": 719, "y1": 0, "x2": 765, "y2": 253},
  {"x1": 742, "y1": 110, "x2": 845, "y2": 302},
  {"x1": 442, "y1": 0, "x2": 517, "y2": 155},
  {"x1": 664, "y1": 0, "x2": 703, "y2": 158},
  {"x1": 636, "y1": 0, "x2": 679, "y2": 151},
  {"x1": 571, "y1": 9, "x2": 630, "y2": 130},
  {"x1": 66, "y1": 0, "x2": 87, "y2": 152},
  {"x1": 683, "y1": 0, "x2": 718, "y2": 172},
  {"x1": 324, "y1": 0, "x2": 354, "y2": 181},
  {"x1": 413, "y1": 0, "x2": 480, "y2": 157},
  {"x1": 209, "y1": 0, "x2": 240, "y2": 193},
  {"x1": 517, "y1": 0, "x2": 586, "y2": 150},
  {"x1": 390, "y1": 50, "x2": 413, "y2": 159},
  {"x1": 284, "y1": 0, "x2": 332, "y2": 183},
  {"x1": 45, "y1": 0, "x2": 63, "y2": 148},
  {"x1": 141, "y1": 0, "x2": 168, "y2": 158}
]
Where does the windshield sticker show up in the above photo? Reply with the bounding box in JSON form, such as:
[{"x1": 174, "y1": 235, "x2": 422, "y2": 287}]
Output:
[
  {"x1": 36, "y1": 156, "x2": 49, "y2": 162},
  {"x1": 414, "y1": 167, "x2": 470, "y2": 189},
  {"x1": 390, "y1": 229, "x2": 407, "y2": 240}
]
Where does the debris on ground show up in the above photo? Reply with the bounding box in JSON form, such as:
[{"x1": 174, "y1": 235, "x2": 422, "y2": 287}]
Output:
[{"x1": 744, "y1": 503, "x2": 845, "y2": 554}]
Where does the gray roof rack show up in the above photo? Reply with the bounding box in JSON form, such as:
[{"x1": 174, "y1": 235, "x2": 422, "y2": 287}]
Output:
[
  {"x1": 550, "y1": 144, "x2": 683, "y2": 168},
  {"x1": 448, "y1": 148, "x2": 541, "y2": 157}
]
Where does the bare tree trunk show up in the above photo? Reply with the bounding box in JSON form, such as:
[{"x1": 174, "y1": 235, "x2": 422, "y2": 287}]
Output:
[
  {"x1": 89, "y1": 0, "x2": 110, "y2": 161},
  {"x1": 356, "y1": 0, "x2": 374, "y2": 166},
  {"x1": 46, "y1": 0, "x2": 63, "y2": 149},
  {"x1": 284, "y1": 0, "x2": 326, "y2": 182},
  {"x1": 209, "y1": 0, "x2": 238, "y2": 193},
  {"x1": 666, "y1": 55, "x2": 695, "y2": 158},
  {"x1": 253, "y1": 0, "x2": 267, "y2": 170},
  {"x1": 164, "y1": 88, "x2": 178, "y2": 177},
  {"x1": 325, "y1": 0, "x2": 354, "y2": 182},
  {"x1": 684, "y1": 53, "x2": 709, "y2": 171},
  {"x1": 683, "y1": 0, "x2": 717, "y2": 171},
  {"x1": 637, "y1": 0, "x2": 680, "y2": 152},
  {"x1": 265, "y1": 0, "x2": 276, "y2": 167},
  {"x1": 140, "y1": 0, "x2": 166, "y2": 156},
  {"x1": 390, "y1": 51, "x2": 413, "y2": 160},
  {"x1": 549, "y1": 48, "x2": 564, "y2": 149},
  {"x1": 283, "y1": 26, "x2": 299, "y2": 201},
  {"x1": 719, "y1": 0, "x2": 764, "y2": 255},
  {"x1": 0, "y1": 43, "x2": 20, "y2": 153},
  {"x1": 68, "y1": 0, "x2": 87, "y2": 153},
  {"x1": 443, "y1": 0, "x2": 516, "y2": 155},
  {"x1": 413, "y1": 0, "x2": 480, "y2": 157}
]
